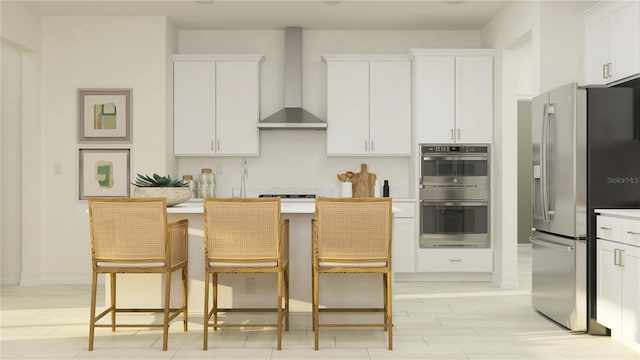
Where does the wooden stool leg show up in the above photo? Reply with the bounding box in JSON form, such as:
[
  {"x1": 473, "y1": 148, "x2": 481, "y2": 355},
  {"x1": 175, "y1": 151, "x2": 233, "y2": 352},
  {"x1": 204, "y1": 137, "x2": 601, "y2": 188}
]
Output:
[
  {"x1": 313, "y1": 269, "x2": 319, "y2": 350},
  {"x1": 212, "y1": 273, "x2": 218, "y2": 331},
  {"x1": 386, "y1": 272, "x2": 393, "y2": 350},
  {"x1": 88, "y1": 271, "x2": 98, "y2": 351},
  {"x1": 285, "y1": 267, "x2": 290, "y2": 331},
  {"x1": 203, "y1": 272, "x2": 209, "y2": 350},
  {"x1": 182, "y1": 266, "x2": 188, "y2": 331},
  {"x1": 162, "y1": 270, "x2": 171, "y2": 351},
  {"x1": 277, "y1": 271, "x2": 283, "y2": 350},
  {"x1": 110, "y1": 273, "x2": 116, "y2": 332}
]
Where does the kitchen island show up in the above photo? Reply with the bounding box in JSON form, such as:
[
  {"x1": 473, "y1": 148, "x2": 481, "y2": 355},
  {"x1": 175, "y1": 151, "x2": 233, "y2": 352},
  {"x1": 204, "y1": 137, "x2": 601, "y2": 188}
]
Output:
[
  {"x1": 594, "y1": 209, "x2": 640, "y2": 351},
  {"x1": 106, "y1": 199, "x2": 405, "y2": 328}
]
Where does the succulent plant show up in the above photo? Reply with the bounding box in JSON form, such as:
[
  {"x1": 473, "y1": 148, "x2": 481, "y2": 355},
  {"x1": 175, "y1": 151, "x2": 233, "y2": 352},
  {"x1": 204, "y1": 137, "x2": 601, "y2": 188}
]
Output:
[{"x1": 132, "y1": 173, "x2": 188, "y2": 187}]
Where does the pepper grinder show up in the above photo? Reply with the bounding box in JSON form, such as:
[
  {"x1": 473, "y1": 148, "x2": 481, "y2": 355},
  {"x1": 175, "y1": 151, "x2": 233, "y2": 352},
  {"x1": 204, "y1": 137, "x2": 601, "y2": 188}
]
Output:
[{"x1": 383, "y1": 180, "x2": 390, "y2": 197}]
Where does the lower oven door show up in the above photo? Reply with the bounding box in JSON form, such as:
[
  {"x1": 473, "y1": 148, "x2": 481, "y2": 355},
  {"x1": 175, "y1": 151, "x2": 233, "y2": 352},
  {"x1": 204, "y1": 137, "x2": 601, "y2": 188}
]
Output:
[{"x1": 420, "y1": 201, "x2": 490, "y2": 248}]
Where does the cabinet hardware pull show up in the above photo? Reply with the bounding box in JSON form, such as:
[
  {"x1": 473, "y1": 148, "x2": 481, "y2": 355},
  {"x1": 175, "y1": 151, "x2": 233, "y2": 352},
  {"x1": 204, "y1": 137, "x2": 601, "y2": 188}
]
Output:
[
  {"x1": 619, "y1": 249, "x2": 625, "y2": 267},
  {"x1": 217, "y1": 140, "x2": 220, "y2": 151},
  {"x1": 614, "y1": 248, "x2": 623, "y2": 266},
  {"x1": 211, "y1": 141, "x2": 214, "y2": 151},
  {"x1": 599, "y1": 226, "x2": 613, "y2": 230},
  {"x1": 457, "y1": 129, "x2": 461, "y2": 140},
  {"x1": 365, "y1": 141, "x2": 368, "y2": 151},
  {"x1": 606, "y1": 63, "x2": 612, "y2": 78},
  {"x1": 449, "y1": 259, "x2": 462, "y2": 262},
  {"x1": 602, "y1": 63, "x2": 607, "y2": 79},
  {"x1": 626, "y1": 231, "x2": 640, "y2": 235},
  {"x1": 450, "y1": 129, "x2": 454, "y2": 140},
  {"x1": 371, "y1": 140, "x2": 374, "y2": 152}
]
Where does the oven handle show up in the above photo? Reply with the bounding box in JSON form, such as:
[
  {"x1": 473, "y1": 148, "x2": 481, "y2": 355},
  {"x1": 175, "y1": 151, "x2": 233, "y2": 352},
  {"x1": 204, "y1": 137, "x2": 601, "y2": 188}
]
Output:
[
  {"x1": 420, "y1": 200, "x2": 489, "y2": 206},
  {"x1": 422, "y1": 156, "x2": 488, "y2": 161}
]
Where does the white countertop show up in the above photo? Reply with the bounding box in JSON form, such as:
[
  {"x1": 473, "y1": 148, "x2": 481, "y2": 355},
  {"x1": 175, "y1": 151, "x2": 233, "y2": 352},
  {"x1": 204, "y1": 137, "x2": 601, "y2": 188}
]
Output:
[
  {"x1": 595, "y1": 209, "x2": 640, "y2": 220},
  {"x1": 167, "y1": 198, "x2": 407, "y2": 214}
]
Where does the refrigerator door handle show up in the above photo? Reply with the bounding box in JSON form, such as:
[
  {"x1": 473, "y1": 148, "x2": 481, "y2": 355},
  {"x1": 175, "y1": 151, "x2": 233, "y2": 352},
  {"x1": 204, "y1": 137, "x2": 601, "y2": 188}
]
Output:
[
  {"x1": 530, "y1": 237, "x2": 573, "y2": 252},
  {"x1": 540, "y1": 103, "x2": 550, "y2": 223}
]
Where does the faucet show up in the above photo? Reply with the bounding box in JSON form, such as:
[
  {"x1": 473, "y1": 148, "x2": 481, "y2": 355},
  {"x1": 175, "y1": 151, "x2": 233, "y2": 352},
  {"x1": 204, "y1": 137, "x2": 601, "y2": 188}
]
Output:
[{"x1": 240, "y1": 159, "x2": 248, "y2": 197}]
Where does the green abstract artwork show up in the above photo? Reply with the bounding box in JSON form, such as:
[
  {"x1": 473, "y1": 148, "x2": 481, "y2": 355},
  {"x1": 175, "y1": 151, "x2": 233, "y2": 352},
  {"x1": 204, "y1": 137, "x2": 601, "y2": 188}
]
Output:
[
  {"x1": 95, "y1": 161, "x2": 113, "y2": 188},
  {"x1": 93, "y1": 103, "x2": 117, "y2": 129}
]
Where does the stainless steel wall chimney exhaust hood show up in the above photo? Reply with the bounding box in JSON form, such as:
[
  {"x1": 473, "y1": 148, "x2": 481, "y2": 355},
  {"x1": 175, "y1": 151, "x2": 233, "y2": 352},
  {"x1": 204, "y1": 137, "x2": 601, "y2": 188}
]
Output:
[{"x1": 258, "y1": 27, "x2": 327, "y2": 129}]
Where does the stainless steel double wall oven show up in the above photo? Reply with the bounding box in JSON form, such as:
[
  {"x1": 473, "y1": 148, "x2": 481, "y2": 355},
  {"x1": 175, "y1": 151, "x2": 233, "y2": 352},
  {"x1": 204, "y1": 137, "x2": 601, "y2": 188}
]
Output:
[{"x1": 419, "y1": 145, "x2": 490, "y2": 248}]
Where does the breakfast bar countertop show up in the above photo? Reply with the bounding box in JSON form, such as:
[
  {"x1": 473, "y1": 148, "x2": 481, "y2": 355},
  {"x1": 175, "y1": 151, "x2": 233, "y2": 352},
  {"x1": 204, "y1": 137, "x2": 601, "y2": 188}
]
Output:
[{"x1": 167, "y1": 198, "x2": 405, "y2": 214}]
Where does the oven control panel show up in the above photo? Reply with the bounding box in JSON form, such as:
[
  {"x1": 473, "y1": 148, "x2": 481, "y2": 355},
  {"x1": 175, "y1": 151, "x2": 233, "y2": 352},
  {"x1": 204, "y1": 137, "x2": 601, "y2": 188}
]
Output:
[{"x1": 421, "y1": 145, "x2": 488, "y2": 154}]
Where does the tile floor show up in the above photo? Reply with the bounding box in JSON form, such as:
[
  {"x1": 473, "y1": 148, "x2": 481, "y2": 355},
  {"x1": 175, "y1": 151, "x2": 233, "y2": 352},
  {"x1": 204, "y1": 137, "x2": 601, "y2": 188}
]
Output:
[{"x1": 1, "y1": 245, "x2": 638, "y2": 359}]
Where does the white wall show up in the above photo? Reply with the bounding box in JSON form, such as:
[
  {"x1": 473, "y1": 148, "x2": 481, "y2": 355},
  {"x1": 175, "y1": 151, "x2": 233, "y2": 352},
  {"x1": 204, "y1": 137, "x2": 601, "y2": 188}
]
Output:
[
  {"x1": 177, "y1": 30, "x2": 483, "y2": 197},
  {"x1": 481, "y1": 0, "x2": 591, "y2": 287},
  {"x1": 0, "y1": 2, "x2": 41, "y2": 51},
  {"x1": 538, "y1": 1, "x2": 592, "y2": 93},
  {"x1": 36, "y1": 16, "x2": 178, "y2": 283},
  {"x1": 1, "y1": 43, "x2": 23, "y2": 284},
  {"x1": 1, "y1": 2, "x2": 42, "y2": 285}
]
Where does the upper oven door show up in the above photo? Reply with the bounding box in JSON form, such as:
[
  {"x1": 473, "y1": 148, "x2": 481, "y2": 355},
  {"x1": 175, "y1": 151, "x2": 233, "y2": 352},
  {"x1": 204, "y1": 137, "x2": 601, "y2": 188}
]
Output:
[
  {"x1": 420, "y1": 155, "x2": 489, "y2": 200},
  {"x1": 421, "y1": 155, "x2": 489, "y2": 178}
]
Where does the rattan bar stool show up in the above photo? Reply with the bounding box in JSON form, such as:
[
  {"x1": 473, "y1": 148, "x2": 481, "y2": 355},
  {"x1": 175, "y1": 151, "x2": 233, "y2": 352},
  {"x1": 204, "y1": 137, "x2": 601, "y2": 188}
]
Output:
[
  {"x1": 203, "y1": 197, "x2": 290, "y2": 350},
  {"x1": 87, "y1": 197, "x2": 188, "y2": 351},
  {"x1": 312, "y1": 197, "x2": 393, "y2": 350}
]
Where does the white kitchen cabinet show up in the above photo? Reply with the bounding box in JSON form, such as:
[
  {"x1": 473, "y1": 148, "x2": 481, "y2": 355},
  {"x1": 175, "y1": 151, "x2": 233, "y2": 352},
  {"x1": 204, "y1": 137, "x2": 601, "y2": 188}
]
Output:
[
  {"x1": 323, "y1": 55, "x2": 411, "y2": 156},
  {"x1": 596, "y1": 213, "x2": 640, "y2": 348},
  {"x1": 173, "y1": 54, "x2": 263, "y2": 156},
  {"x1": 412, "y1": 50, "x2": 493, "y2": 144},
  {"x1": 392, "y1": 200, "x2": 417, "y2": 273},
  {"x1": 584, "y1": 1, "x2": 640, "y2": 86}
]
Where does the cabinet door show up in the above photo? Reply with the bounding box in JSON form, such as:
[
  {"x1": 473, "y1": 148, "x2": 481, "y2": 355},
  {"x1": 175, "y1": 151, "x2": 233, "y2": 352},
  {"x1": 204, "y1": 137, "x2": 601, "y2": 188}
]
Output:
[
  {"x1": 584, "y1": 3, "x2": 611, "y2": 85},
  {"x1": 393, "y1": 218, "x2": 416, "y2": 273},
  {"x1": 215, "y1": 61, "x2": 259, "y2": 156},
  {"x1": 609, "y1": 1, "x2": 640, "y2": 83},
  {"x1": 326, "y1": 61, "x2": 370, "y2": 155},
  {"x1": 174, "y1": 61, "x2": 216, "y2": 155},
  {"x1": 415, "y1": 56, "x2": 455, "y2": 144},
  {"x1": 455, "y1": 56, "x2": 493, "y2": 144},
  {"x1": 369, "y1": 61, "x2": 411, "y2": 155},
  {"x1": 596, "y1": 238, "x2": 622, "y2": 331},
  {"x1": 621, "y1": 243, "x2": 639, "y2": 343}
]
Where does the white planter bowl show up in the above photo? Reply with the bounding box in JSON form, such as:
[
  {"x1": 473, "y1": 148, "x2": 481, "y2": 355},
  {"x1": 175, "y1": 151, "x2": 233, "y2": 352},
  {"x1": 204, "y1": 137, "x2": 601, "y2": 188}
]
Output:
[{"x1": 132, "y1": 187, "x2": 192, "y2": 207}]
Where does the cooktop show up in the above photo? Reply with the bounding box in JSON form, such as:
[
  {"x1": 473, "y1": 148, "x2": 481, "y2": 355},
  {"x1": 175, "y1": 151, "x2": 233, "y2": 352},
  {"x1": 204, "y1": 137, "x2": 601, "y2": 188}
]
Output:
[{"x1": 258, "y1": 194, "x2": 316, "y2": 198}]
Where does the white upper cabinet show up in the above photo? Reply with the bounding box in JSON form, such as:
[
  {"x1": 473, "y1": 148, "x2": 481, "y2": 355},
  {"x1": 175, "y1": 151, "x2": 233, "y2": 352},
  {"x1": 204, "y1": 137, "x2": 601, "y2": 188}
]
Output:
[
  {"x1": 174, "y1": 60, "x2": 215, "y2": 155},
  {"x1": 455, "y1": 56, "x2": 494, "y2": 143},
  {"x1": 323, "y1": 54, "x2": 411, "y2": 156},
  {"x1": 173, "y1": 54, "x2": 263, "y2": 156},
  {"x1": 413, "y1": 50, "x2": 494, "y2": 145},
  {"x1": 584, "y1": 1, "x2": 640, "y2": 85}
]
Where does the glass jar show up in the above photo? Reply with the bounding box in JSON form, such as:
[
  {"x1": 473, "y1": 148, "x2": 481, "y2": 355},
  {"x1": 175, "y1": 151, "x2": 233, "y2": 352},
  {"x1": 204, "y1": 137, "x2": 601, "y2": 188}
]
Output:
[
  {"x1": 182, "y1": 175, "x2": 197, "y2": 199},
  {"x1": 198, "y1": 168, "x2": 215, "y2": 198}
]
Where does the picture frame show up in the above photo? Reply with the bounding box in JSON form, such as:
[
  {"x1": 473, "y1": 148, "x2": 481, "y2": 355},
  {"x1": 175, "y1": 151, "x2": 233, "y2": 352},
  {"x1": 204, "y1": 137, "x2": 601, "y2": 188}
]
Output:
[
  {"x1": 78, "y1": 88, "x2": 132, "y2": 143},
  {"x1": 79, "y1": 148, "x2": 130, "y2": 200}
]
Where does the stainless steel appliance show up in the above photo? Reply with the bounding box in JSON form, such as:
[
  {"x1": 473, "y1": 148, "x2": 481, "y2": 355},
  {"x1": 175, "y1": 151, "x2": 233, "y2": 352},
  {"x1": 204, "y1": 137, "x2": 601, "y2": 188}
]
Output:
[
  {"x1": 531, "y1": 82, "x2": 587, "y2": 332},
  {"x1": 531, "y1": 80, "x2": 640, "y2": 334},
  {"x1": 419, "y1": 145, "x2": 490, "y2": 248}
]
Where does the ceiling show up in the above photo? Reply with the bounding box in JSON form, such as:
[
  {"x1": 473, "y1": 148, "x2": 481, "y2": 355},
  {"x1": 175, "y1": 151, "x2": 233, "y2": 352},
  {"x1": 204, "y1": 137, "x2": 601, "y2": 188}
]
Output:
[{"x1": 7, "y1": 0, "x2": 513, "y2": 30}]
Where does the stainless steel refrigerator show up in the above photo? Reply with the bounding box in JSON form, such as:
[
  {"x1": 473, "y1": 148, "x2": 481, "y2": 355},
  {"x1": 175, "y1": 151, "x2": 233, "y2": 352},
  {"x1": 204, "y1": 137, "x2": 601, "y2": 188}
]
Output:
[
  {"x1": 530, "y1": 82, "x2": 587, "y2": 331},
  {"x1": 531, "y1": 79, "x2": 640, "y2": 333}
]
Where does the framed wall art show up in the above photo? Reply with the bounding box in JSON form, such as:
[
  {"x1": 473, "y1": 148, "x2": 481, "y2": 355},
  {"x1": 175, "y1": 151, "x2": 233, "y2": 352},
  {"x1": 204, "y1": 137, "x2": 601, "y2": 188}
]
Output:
[
  {"x1": 79, "y1": 148, "x2": 130, "y2": 200},
  {"x1": 78, "y1": 88, "x2": 132, "y2": 143}
]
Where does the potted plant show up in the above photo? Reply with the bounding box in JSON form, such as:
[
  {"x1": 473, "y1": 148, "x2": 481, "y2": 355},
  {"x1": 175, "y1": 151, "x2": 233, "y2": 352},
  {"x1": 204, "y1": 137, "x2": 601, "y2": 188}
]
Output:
[{"x1": 131, "y1": 173, "x2": 192, "y2": 206}]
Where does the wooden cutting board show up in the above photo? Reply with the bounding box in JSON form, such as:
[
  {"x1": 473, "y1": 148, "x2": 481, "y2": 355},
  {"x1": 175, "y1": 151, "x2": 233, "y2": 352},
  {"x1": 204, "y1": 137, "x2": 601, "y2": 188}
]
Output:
[{"x1": 346, "y1": 164, "x2": 376, "y2": 198}]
